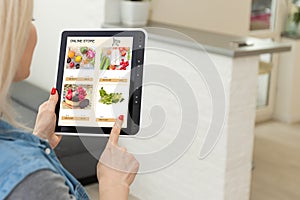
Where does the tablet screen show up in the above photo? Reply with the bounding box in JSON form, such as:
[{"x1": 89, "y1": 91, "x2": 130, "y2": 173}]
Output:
[{"x1": 58, "y1": 36, "x2": 134, "y2": 128}]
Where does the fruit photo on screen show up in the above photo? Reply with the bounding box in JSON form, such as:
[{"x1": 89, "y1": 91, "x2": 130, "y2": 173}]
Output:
[
  {"x1": 66, "y1": 47, "x2": 96, "y2": 69},
  {"x1": 99, "y1": 47, "x2": 131, "y2": 70},
  {"x1": 62, "y1": 84, "x2": 93, "y2": 109}
]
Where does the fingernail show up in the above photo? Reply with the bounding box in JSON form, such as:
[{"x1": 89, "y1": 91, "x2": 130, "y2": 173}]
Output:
[
  {"x1": 118, "y1": 115, "x2": 124, "y2": 121},
  {"x1": 51, "y1": 87, "x2": 56, "y2": 95}
]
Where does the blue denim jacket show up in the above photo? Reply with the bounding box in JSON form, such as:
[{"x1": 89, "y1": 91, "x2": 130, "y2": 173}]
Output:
[{"x1": 0, "y1": 120, "x2": 90, "y2": 200}]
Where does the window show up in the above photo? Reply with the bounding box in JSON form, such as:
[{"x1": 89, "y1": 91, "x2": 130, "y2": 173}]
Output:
[{"x1": 250, "y1": 0, "x2": 277, "y2": 31}]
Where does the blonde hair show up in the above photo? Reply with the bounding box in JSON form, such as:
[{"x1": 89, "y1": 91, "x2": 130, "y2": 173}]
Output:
[{"x1": 0, "y1": 0, "x2": 33, "y2": 127}]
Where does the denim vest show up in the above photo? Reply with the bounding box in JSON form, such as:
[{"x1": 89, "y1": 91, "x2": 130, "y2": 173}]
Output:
[{"x1": 0, "y1": 120, "x2": 90, "y2": 200}]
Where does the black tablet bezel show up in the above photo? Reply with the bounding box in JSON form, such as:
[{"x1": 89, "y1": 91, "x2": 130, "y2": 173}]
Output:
[{"x1": 55, "y1": 30, "x2": 146, "y2": 136}]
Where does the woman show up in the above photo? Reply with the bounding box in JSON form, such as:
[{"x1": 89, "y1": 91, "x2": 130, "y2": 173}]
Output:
[{"x1": 0, "y1": 0, "x2": 139, "y2": 199}]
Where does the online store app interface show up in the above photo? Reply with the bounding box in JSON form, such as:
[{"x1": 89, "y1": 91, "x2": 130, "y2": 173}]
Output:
[{"x1": 58, "y1": 37, "x2": 133, "y2": 128}]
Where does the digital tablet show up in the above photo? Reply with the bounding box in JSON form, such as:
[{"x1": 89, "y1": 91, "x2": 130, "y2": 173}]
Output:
[{"x1": 55, "y1": 29, "x2": 146, "y2": 136}]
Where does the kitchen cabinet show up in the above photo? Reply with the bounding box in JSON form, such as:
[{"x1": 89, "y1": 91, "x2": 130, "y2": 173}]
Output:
[
  {"x1": 275, "y1": 36, "x2": 300, "y2": 123},
  {"x1": 102, "y1": 22, "x2": 291, "y2": 200}
]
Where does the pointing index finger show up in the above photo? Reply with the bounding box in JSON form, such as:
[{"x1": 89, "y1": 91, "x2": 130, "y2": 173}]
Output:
[{"x1": 109, "y1": 115, "x2": 124, "y2": 145}]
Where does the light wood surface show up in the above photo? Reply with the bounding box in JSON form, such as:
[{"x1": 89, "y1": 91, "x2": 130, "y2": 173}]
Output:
[
  {"x1": 84, "y1": 183, "x2": 140, "y2": 200},
  {"x1": 250, "y1": 121, "x2": 300, "y2": 200},
  {"x1": 85, "y1": 120, "x2": 300, "y2": 200}
]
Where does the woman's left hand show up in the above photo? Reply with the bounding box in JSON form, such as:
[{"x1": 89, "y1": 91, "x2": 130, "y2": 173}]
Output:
[{"x1": 33, "y1": 88, "x2": 62, "y2": 149}]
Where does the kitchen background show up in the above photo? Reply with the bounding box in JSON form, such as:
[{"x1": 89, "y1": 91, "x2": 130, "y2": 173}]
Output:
[{"x1": 22, "y1": 0, "x2": 300, "y2": 199}]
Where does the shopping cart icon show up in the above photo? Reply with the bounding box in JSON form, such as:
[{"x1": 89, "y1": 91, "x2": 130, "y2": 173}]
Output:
[{"x1": 112, "y1": 37, "x2": 120, "y2": 46}]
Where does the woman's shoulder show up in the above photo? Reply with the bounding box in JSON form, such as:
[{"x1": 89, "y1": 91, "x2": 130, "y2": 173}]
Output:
[
  {"x1": 6, "y1": 170, "x2": 76, "y2": 200},
  {"x1": 0, "y1": 119, "x2": 41, "y2": 144},
  {"x1": 0, "y1": 119, "x2": 31, "y2": 136},
  {"x1": 0, "y1": 120, "x2": 54, "y2": 171},
  {"x1": 0, "y1": 121, "x2": 62, "y2": 199},
  {"x1": 0, "y1": 119, "x2": 20, "y2": 132}
]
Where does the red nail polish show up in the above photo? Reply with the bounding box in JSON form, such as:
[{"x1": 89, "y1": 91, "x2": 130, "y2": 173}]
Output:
[
  {"x1": 118, "y1": 115, "x2": 124, "y2": 120},
  {"x1": 51, "y1": 87, "x2": 56, "y2": 95}
]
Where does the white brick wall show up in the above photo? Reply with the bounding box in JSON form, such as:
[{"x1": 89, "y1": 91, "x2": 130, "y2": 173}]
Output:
[{"x1": 119, "y1": 40, "x2": 258, "y2": 200}]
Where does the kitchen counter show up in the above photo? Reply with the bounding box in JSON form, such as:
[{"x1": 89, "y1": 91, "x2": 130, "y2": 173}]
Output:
[
  {"x1": 101, "y1": 21, "x2": 291, "y2": 200},
  {"x1": 102, "y1": 21, "x2": 291, "y2": 57}
]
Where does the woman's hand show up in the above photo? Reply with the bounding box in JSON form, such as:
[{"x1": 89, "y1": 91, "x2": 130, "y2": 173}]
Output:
[
  {"x1": 33, "y1": 88, "x2": 62, "y2": 149},
  {"x1": 97, "y1": 116, "x2": 139, "y2": 200}
]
